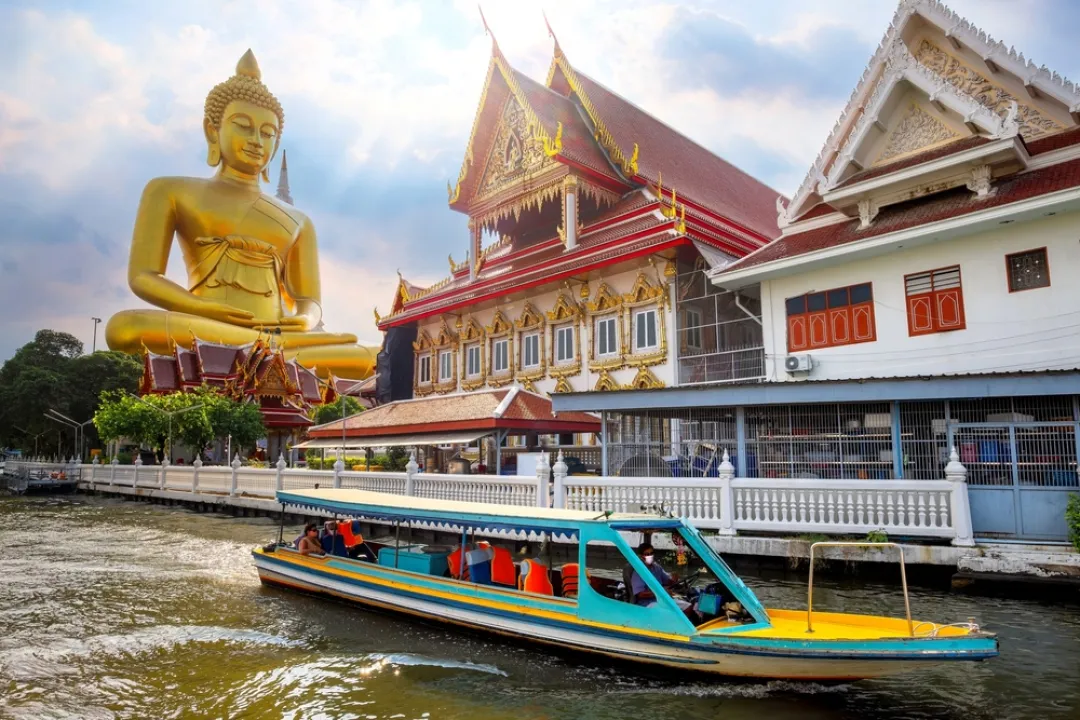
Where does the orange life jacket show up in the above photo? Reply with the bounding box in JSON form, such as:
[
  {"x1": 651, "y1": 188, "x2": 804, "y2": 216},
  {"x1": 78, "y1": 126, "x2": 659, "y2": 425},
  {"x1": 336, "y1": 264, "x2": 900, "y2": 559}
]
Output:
[
  {"x1": 338, "y1": 522, "x2": 362, "y2": 547},
  {"x1": 489, "y1": 547, "x2": 517, "y2": 586},
  {"x1": 518, "y1": 559, "x2": 554, "y2": 595}
]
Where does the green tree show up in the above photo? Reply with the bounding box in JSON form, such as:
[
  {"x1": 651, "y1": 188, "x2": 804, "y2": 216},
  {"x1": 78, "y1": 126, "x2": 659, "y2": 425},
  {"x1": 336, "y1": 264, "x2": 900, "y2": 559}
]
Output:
[
  {"x1": 0, "y1": 330, "x2": 141, "y2": 456},
  {"x1": 313, "y1": 395, "x2": 363, "y2": 426},
  {"x1": 93, "y1": 388, "x2": 267, "y2": 461}
]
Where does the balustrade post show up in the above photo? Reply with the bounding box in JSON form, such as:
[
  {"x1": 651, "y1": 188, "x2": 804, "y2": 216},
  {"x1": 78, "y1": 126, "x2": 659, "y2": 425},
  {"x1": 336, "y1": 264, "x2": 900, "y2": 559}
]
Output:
[
  {"x1": 552, "y1": 450, "x2": 568, "y2": 509},
  {"x1": 405, "y1": 451, "x2": 418, "y2": 496},
  {"x1": 717, "y1": 450, "x2": 736, "y2": 536},
  {"x1": 535, "y1": 451, "x2": 551, "y2": 508},
  {"x1": 159, "y1": 458, "x2": 168, "y2": 490},
  {"x1": 192, "y1": 457, "x2": 202, "y2": 493},
  {"x1": 333, "y1": 457, "x2": 344, "y2": 490},
  {"x1": 91, "y1": 456, "x2": 99, "y2": 485},
  {"x1": 230, "y1": 454, "x2": 241, "y2": 496},
  {"x1": 945, "y1": 447, "x2": 975, "y2": 547},
  {"x1": 276, "y1": 453, "x2": 286, "y2": 493},
  {"x1": 110, "y1": 456, "x2": 118, "y2": 486},
  {"x1": 134, "y1": 455, "x2": 143, "y2": 486}
]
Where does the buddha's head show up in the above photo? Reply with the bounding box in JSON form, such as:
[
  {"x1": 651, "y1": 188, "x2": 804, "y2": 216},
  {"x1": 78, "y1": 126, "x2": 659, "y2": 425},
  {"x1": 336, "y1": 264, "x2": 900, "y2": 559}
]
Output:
[{"x1": 203, "y1": 50, "x2": 284, "y2": 182}]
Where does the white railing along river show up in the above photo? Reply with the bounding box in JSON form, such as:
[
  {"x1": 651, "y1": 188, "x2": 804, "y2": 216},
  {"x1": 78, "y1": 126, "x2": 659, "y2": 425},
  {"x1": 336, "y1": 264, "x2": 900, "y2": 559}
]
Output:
[{"x1": 5, "y1": 449, "x2": 975, "y2": 545}]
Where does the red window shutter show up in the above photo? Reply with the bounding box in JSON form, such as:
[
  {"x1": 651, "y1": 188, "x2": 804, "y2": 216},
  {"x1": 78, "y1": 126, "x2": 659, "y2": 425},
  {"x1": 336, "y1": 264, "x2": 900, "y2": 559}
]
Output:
[
  {"x1": 851, "y1": 303, "x2": 876, "y2": 341},
  {"x1": 934, "y1": 288, "x2": 965, "y2": 330},
  {"x1": 828, "y1": 308, "x2": 851, "y2": 345},
  {"x1": 788, "y1": 315, "x2": 808, "y2": 352},
  {"x1": 907, "y1": 295, "x2": 935, "y2": 336},
  {"x1": 809, "y1": 311, "x2": 829, "y2": 347}
]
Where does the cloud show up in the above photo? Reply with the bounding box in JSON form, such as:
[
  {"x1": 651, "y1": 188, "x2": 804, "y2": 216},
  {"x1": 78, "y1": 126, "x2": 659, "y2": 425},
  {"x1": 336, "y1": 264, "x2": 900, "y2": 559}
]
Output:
[{"x1": 0, "y1": 0, "x2": 1076, "y2": 366}]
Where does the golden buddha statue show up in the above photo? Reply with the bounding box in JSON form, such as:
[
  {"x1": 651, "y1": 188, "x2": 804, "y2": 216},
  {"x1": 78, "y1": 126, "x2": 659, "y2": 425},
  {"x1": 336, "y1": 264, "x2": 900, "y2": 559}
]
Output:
[{"x1": 105, "y1": 50, "x2": 376, "y2": 379}]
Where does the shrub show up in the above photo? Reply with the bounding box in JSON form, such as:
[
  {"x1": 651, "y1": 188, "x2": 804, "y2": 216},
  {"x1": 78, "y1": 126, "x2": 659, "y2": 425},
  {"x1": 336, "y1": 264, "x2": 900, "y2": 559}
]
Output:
[
  {"x1": 866, "y1": 529, "x2": 889, "y2": 544},
  {"x1": 1067, "y1": 494, "x2": 1080, "y2": 553}
]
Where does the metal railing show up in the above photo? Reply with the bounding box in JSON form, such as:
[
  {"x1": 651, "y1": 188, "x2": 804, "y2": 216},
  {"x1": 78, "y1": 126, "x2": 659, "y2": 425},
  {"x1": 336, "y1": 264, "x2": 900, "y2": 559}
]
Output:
[{"x1": 806, "y1": 541, "x2": 912, "y2": 637}]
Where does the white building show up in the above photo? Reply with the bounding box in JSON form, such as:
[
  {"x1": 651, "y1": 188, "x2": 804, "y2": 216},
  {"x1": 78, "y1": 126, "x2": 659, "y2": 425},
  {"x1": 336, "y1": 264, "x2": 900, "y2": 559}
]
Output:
[{"x1": 553, "y1": 0, "x2": 1080, "y2": 543}]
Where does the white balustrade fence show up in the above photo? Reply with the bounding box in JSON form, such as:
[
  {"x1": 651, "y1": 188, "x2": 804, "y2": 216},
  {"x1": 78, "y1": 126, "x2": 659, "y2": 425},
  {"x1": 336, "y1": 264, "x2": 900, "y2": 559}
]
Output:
[
  {"x1": 730, "y1": 479, "x2": 956, "y2": 537},
  {"x1": 413, "y1": 473, "x2": 538, "y2": 507},
  {"x1": 59, "y1": 448, "x2": 975, "y2": 545}
]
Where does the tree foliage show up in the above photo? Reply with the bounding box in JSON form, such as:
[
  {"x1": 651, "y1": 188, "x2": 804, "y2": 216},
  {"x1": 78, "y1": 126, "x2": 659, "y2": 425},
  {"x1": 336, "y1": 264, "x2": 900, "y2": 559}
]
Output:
[
  {"x1": 0, "y1": 330, "x2": 142, "y2": 456},
  {"x1": 313, "y1": 395, "x2": 363, "y2": 426},
  {"x1": 93, "y1": 387, "x2": 267, "y2": 460}
]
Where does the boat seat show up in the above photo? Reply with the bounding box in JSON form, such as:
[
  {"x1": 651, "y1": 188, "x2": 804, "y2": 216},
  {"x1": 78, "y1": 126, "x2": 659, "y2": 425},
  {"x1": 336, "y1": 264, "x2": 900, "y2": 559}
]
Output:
[
  {"x1": 448, "y1": 547, "x2": 471, "y2": 580},
  {"x1": 489, "y1": 547, "x2": 517, "y2": 587},
  {"x1": 518, "y1": 559, "x2": 554, "y2": 595},
  {"x1": 560, "y1": 563, "x2": 584, "y2": 598}
]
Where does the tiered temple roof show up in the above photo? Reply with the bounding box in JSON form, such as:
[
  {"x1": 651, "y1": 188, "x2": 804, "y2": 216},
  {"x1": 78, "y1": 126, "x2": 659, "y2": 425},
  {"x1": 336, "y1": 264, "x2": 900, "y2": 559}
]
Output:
[
  {"x1": 377, "y1": 22, "x2": 783, "y2": 329},
  {"x1": 140, "y1": 338, "x2": 329, "y2": 428}
]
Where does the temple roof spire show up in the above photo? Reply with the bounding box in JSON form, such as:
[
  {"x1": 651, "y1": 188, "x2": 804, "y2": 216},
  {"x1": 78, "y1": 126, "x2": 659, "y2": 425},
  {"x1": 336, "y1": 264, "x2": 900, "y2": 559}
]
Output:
[
  {"x1": 478, "y1": 5, "x2": 503, "y2": 59},
  {"x1": 543, "y1": 11, "x2": 563, "y2": 60},
  {"x1": 276, "y1": 150, "x2": 293, "y2": 205}
]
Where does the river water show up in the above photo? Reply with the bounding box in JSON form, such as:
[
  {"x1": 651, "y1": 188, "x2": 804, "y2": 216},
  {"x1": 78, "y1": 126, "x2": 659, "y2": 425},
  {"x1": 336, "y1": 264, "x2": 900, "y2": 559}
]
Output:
[{"x1": 0, "y1": 495, "x2": 1077, "y2": 720}]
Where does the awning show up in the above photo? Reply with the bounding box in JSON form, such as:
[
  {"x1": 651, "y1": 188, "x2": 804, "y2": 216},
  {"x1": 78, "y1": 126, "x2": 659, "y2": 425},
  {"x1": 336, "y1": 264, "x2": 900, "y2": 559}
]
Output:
[{"x1": 294, "y1": 430, "x2": 489, "y2": 450}]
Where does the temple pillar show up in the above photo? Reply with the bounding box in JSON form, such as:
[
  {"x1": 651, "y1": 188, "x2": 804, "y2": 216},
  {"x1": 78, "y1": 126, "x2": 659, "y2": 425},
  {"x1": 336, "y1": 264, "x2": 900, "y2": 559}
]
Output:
[
  {"x1": 468, "y1": 218, "x2": 481, "y2": 281},
  {"x1": 563, "y1": 175, "x2": 578, "y2": 249}
]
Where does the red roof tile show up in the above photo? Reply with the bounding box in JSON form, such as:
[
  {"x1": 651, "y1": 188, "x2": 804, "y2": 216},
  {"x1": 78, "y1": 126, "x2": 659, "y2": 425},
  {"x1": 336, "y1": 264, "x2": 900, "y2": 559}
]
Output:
[
  {"x1": 146, "y1": 355, "x2": 179, "y2": 392},
  {"x1": 1025, "y1": 126, "x2": 1080, "y2": 155},
  {"x1": 572, "y1": 70, "x2": 782, "y2": 239},
  {"x1": 513, "y1": 71, "x2": 622, "y2": 186},
  {"x1": 725, "y1": 158, "x2": 1080, "y2": 273},
  {"x1": 196, "y1": 341, "x2": 242, "y2": 376},
  {"x1": 832, "y1": 136, "x2": 993, "y2": 190},
  {"x1": 176, "y1": 350, "x2": 199, "y2": 384},
  {"x1": 311, "y1": 389, "x2": 599, "y2": 438}
]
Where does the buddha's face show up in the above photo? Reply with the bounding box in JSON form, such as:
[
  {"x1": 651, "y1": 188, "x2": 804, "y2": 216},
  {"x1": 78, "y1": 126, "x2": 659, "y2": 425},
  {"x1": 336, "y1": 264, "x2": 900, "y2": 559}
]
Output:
[{"x1": 212, "y1": 99, "x2": 279, "y2": 177}]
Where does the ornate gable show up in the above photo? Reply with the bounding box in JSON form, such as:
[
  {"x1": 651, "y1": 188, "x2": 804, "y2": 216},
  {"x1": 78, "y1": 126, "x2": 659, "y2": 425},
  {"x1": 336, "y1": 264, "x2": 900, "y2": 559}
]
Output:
[
  {"x1": 433, "y1": 318, "x2": 460, "y2": 349},
  {"x1": 413, "y1": 329, "x2": 434, "y2": 352},
  {"x1": 461, "y1": 316, "x2": 485, "y2": 344},
  {"x1": 485, "y1": 309, "x2": 513, "y2": 336},
  {"x1": 477, "y1": 97, "x2": 557, "y2": 200},
  {"x1": 623, "y1": 272, "x2": 666, "y2": 306},
  {"x1": 515, "y1": 302, "x2": 544, "y2": 330},
  {"x1": 782, "y1": 0, "x2": 1080, "y2": 225}
]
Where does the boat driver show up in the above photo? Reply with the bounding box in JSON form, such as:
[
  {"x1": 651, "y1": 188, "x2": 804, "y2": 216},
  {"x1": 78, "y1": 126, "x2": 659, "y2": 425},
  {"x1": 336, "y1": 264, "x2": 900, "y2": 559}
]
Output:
[{"x1": 630, "y1": 542, "x2": 695, "y2": 617}]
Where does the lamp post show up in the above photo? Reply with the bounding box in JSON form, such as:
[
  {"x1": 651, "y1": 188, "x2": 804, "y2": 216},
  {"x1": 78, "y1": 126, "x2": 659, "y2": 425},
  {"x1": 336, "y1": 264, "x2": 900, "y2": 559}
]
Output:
[
  {"x1": 126, "y1": 393, "x2": 204, "y2": 464},
  {"x1": 14, "y1": 426, "x2": 48, "y2": 457},
  {"x1": 46, "y1": 410, "x2": 94, "y2": 461},
  {"x1": 312, "y1": 375, "x2": 366, "y2": 467},
  {"x1": 91, "y1": 317, "x2": 102, "y2": 353}
]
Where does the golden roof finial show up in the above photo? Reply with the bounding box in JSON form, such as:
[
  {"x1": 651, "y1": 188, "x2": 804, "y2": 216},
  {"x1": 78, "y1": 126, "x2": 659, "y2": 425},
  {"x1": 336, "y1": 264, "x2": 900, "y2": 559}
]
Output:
[
  {"x1": 627, "y1": 143, "x2": 639, "y2": 176},
  {"x1": 544, "y1": 11, "x2": 563, "y2": 59},
  {"x1": 478, "y1": 5, "x2": 501, "y2": 56},
  {"x1": 543, "y1": 122, "x2": 564, "y2": 157}
]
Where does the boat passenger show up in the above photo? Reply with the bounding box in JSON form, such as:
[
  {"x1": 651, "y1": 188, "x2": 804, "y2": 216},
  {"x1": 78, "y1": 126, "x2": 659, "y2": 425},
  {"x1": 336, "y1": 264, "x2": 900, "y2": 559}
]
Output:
[
  {"x1": 630, "y1": 542, "x2": 693, "y2": 615},
  {"x1": 298, "y1": 523, "x2": 325, "y2": 556},
  {"x1": 320, "y1": 521, "x2": 349, "y2": 557}
]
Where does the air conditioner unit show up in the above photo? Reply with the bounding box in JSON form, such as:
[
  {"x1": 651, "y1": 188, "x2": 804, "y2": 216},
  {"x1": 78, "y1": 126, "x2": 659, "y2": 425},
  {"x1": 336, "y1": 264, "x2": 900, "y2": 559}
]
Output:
[{"x1": 784, "y1": 354, "x2": 813, "y2": 373}]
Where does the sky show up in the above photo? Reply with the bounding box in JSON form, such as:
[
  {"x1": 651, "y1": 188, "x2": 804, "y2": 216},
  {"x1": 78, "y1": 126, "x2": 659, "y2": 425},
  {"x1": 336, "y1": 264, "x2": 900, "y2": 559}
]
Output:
[{"x1": 1, "y1": 0, "x2": 1078, "y2": 364}]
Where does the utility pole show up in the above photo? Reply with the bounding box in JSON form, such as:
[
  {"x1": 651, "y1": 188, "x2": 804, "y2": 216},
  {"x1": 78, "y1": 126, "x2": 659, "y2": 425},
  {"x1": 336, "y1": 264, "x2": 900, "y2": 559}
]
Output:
[{"x1": 91, "y1": 317, "x2": 102, "y2": 353}]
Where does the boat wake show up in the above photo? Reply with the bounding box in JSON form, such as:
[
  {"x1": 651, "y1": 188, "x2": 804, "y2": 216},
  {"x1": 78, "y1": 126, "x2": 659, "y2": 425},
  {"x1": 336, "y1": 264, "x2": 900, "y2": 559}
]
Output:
[{"x1": 360, "y1": 652, "x2": 509, "y2": 677}]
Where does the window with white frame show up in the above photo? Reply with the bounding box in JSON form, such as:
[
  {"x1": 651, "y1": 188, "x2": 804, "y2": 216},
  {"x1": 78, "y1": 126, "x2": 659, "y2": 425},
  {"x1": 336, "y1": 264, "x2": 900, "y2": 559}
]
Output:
[
  {"x1": 633, "y1": 309, "x2": 658, "y2": 352},
  {"x1": 465, "y1": 344, "x2": 481, "y2": 377},
  {"x1": 555, "y1": 325, "x2": 575, "y2": 364},
  {"x1": 438, "y1": 350, "x2": 453, "y2": 382},
  {"x1": 418, "y1": 355, "x2": 431, "y2": 384},
  {"x1": 522, "y1": 332, "x2": 540, "y2": 369},
  {"x1": 595, "y1": 316, "x2": 618, "y2": 357},
  {"x1": 683, "y1": 307, "x2": 703, "y2": 351},
  {"x1": 492, "y1": 338, "x2": 509, "y2": 374}
]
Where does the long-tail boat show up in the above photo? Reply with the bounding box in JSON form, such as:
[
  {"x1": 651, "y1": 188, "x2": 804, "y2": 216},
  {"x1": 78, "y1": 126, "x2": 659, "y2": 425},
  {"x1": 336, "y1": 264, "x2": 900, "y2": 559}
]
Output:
[{"x1": 253, "y1": 489, "x2": 998, "y2": 680}]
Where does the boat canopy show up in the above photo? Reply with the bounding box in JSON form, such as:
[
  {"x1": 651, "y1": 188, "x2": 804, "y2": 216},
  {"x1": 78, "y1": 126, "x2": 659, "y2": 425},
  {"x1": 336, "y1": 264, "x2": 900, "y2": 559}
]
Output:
[{"x1": 276, "y1": 488, "x2": 681, "y2": 537}]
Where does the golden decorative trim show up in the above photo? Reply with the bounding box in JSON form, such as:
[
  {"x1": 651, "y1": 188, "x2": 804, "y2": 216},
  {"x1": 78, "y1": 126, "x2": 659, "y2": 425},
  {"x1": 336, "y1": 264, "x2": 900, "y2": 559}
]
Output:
[
  {"x1": 546, "y1": 291, "x2": 582, "y2": 377},
  {"x1": 460, "y1": 316, "x2": 487, "y2": 390},
  {"x1": 594, "y1": 370, "x2": 618, "y2": 392},
  {"x1": 663, "y1": 259, "x2": 677, "y2": 278},
  {"x1": 514, "y1": 302, "x2": 547, "y2": 384},
  {"x1": 432, "y1": 318, "x2": 460, "y2": 393},
  {"x1": 521, "y1": 378, "x2": 538, "y2": 393},
  {"x1": 543, "y1": 121, "x2": 563, "y2": 157},
  {"x1": 627, "y1": 367, "x2": 665, "y2": 390},
  {"x1": 486, "y1": 310, "x2": 515, "y2": 383},
  {"x1": 587, "y1": 282, "x2": 622, "y2": 314},
  {"x1": 373, "y1": 306, "x2": 382, "y2": 324},
  {"x1": 553, "y1": 376, "x2": 573, "y2": 394}
]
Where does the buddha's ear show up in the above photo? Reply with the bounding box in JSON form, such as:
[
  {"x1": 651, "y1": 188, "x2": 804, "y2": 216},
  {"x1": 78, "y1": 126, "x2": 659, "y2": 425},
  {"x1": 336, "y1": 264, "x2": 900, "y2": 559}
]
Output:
[{"x1": 204, "y1": 117, "x2": 221, "y2": 168}]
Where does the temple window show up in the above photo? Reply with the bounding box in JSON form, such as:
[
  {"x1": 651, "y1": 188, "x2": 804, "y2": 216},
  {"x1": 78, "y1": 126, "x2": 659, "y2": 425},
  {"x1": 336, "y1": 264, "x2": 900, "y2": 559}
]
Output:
[
  {"x1": 438, "y1": 350, "x2": 453, "y2": 382},
  {"x1": 465, "y1": 344, "x2": 482, "y2": 378},
  {"x1": 1006, "y1": 248, "x2": 1050, "y2": 292},
  {"x1": 905, "y1": 266, "x2": 966, "y2": 336},
  {"x1": 492, "y1": 338, "x2": 509, "y2": 374},
  {"x1": 418, "y1": 355, "x2": 432, "y2": 384},
  {"x1": 555, "y1": 325, "x2": 575, "y2": 364},
  {"x1": 633, "y1": 309, "x2": 659, "y2": 352},
  {"x1": 786, "y1": 282, "x2": 876, "y2": 352},
  {"x1": 595, "y1": 316, "x2": 618, "y2": 358},
  {"x1": 683, "y1": 307, "x2": 703, "y2": 351},
  {"x1": 522, "y1": 332, "x2": 540, "y2": 369}
]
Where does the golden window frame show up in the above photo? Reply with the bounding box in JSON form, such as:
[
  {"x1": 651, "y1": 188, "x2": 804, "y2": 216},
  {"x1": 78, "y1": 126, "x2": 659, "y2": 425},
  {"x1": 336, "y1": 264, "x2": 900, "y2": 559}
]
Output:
[
  {"x1": 486, "y1": 310, "x2": 515, "y2": 387},
  {"x1": 514, "y1": 301, "x2": 547, "y2": 384},
  {"x1": 460, "y1": 316, "x2": 487, "y2": 391},
  {"x1": 431, "y1": 317, "x2": 460, "y2": 394},
  {"x1": 546, "y1": 292, "x2": 582, "y2": 378},
  {"x1": 623, "y1": 272, "x2": 668, "y2": 368}
]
